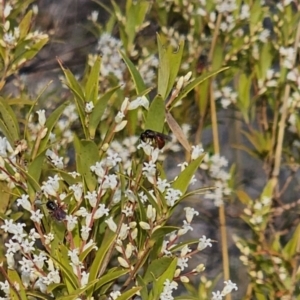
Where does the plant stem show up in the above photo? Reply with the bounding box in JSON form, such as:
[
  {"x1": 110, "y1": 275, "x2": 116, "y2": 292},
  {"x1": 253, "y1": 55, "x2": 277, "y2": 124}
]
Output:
[{"x1": 208, "y1": 12, "x2": 231, "y2": 300}]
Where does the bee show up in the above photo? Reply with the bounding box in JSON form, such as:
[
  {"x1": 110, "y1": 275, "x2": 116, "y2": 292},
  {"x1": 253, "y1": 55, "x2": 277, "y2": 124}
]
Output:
[
  {"x1": 140, "y1": 129, "x2": 171, "y2": 149},
  {"x1": 46, "y1": 200, "x2": 67, "y2": 221},
  {"x1": 196, "y1": 54, "x2": 209, "y2": 74}
]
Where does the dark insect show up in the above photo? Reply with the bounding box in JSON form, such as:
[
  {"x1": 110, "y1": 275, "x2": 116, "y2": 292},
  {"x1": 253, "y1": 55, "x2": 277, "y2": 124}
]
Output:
[
  {"x1": 196, "y1": 54, "x2": 209, "y2": 74},
  {"x1": 140, "y1": 129, "x2": 171, "y2": 149},
  {"x1": 46, "y1": 200, "x2": 67, "y2": 221}
]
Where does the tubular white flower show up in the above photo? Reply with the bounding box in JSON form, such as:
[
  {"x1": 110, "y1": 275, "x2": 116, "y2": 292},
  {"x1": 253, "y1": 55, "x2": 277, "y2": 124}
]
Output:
[
  {"x1": 105, "y1": 217, "x2": 117, "y2": 232},
  {"x1": 36, "y1": 110, "x2": 46, "y2": 127},
  {"x1": 184, "y1": 207, "x2": 199, "y2": 223},
  {"x1": 16, "y1": 194, "x2": 31, "y2": 211}
]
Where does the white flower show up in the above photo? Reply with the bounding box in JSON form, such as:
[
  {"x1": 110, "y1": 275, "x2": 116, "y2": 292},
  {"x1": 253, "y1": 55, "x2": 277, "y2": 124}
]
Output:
[
  {"x1": 184, "y1": 207, "x2": 199, "y2": 223},
  {"x1": 69, "y1": 183, "x2": 83, "y2": 201},
  {"x1": 109, "y1": 290, "x2": 121, "y2": 300},
  {"x1": 80, "y1": 271, "x2": 89, "y2": 287},
  {"x1": 115, "y1": 111, "x2": 125, "y2": 123},
  {"x1": 81, "y1": 225, "x2": 91, "y2": 241},
  {"x1": 212, "y1": 290, "x2": 223, "y2": 300},
  {"x1": 36, "y1": 110, "x2": 46, "y2": 126},
  {"x1": 191, "y1": 144, "x2": 204, "y2": 160},
  {"x1": 16, "y1": 194, "x2": 31, "y2": 211},
  {"x1": 4, "y1": 4, "x2": 12, "y2": 17},
  {"x1": 94, "y1": 204, "x2": 109, "y2": 219},
  {"x1": 85, "y1": 101, "x2": 94, "y2": 113},
  {"x1": 105, "y1": 217, "x2": 117, "y2": 232},
  {"x1": 159, "y1": 279, "x2": 178, "y2": 299},
  {"x1": 157, "y1": 178, "x2": 170, "y2": 193},
  {"x1": 85, "y1": 191, "x2": 98, "y2": 207},
  {"x1": 221, "y1": 280, "x2": 238, "y2": 295},
  {"x1": 90, "y1": 161, "x2": 105, "y2": 178},
  {"x1": 30, "y1": 209, "x2": 44, "y2": 224},
  {"x1": 66, "y1": 215, "x2": 77, "y2": 231},
  {"x1": 165, "y1": 188, "x2": 182, "y2": 207},
  {"x1": 128, "y1": 96, "x2": 149, "y2": 110},
  {"x1": 197, "y1": 235, "x2": 213, "y2": 250}
]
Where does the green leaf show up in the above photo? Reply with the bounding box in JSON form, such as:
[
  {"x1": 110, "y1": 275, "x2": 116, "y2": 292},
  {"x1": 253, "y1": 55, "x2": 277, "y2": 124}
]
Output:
[
  {"x1": 118, "y1": 287, "x2": 141, "y2": 300},
  {"x1": 26, "y1": 290, "x2": 53, "y2": 300},
  {"x1": 168, "y1": 67, "x2": 229, "y2": 111},
  {"x1": 27, "y1": 150, "x2": 45, "y2": 199},
  {"x1": 125, "y1": 1, "x2": 149, "y2": 50},
  {"x1": 237, "y1": 73, "x2": 251, "y2": 124},
  {"x1": 150, "y1": 226, "x2": 179, "y2": 242},
  {"x1": 58, "y1": 60, "x2": 85, "y2": 101},
  {"x1": 7, "y1": 269, "x2": 28, "y2": 300},
  {"x1": 152, "y1": 258, "x2": 177, "y2": 299},
  {"x1": 19, "y1": 10, "x2": 33, "y2": 39},
  {"x1": 143, "y1": 257, "x2": 176, "y2": 284},
  {"x1": 283, "y1": 223, "x2": 300, "y2": 260},
  {"x1": 157, "y1": 34, "x2": 184, "y2": 99},
  {"x1": 51, "y1": 245, "x2": 79, "y2": 292},
  {"x1": 144, "y1": 94, "x2": 165, "y2": 132},
  {"x1": 172, "y1": 155, "x2": 205, "y2": 194},
  {"x1": 85, "y1": 56, "x2": 101, "y2": 104},
  {"x1": 58, "y1": 60, "x2": 88, "y2": 137},
  {"x1": 87, "y1": 231, "x2": 117, "y2": 296},
  {"x1": 73, "y1": 137, "x2": 99, "y2": 191},
  {"x1": 0, "y1": 97, "x2": 20, "y2": 144},
  {"x1": 93, "y1": 268, "x2": 129, "y2": 293},
  {"x1": 14, "y1": 38, "x2": 49, "y2": 63},
  {"x1": 56, "y1": 280, "x2": 99, "y2": 300},
  {"x1": 35, "y1": 101, "x2": 70, "y2": 157},
  {"x1": 119, "y1": 50, "x2": 147, "y2": 95},
  {"x1": 89, "y1": 85, "x2": 120, "y2": 139}
]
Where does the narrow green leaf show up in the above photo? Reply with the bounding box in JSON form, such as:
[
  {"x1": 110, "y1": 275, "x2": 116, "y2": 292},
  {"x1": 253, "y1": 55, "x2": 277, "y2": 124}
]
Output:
[
  {"x1": 15, "y1": 38, "x2": 49, "y2": 62},
  {"x1": 136, "y1": 275, "x2": 149, "y2": 300},
  {"x1": 51, "y1": 246, "x2": 79, "y2": 292},
  {"x1": 89, "y1": 85, "x2": 120, "y2": 139},
  {"x1": 93, "y1": 268, "x2": 129, "y2": 292},
  {"x1": 27, "y1": 150, "x2": 45, "y2": 199},
  {"x1": 56, "y1": 280, "x2": 99, "y2": 300},
  {"x1": 73, "y1": 137, "x2": 98, "y2": 191},
  {"x1": 19, "y1": 10, "x2": 33, "y2": 39},
  {"x1": 168, "y1": 67, "x2": 229, "y2": 110},
  {"x1": 8, "y1": 269, "x2": 28, "y2": 300},
  {"x1": 283, "y1": 224, "x2": 300, "y2": 260},
  {"x1": 26, "y1": 290, "x2": 53, "y2": 300},
  {"x1": 0, "y1": 98, "x2": 20, "y2": 144},
  {"x1": 85, "y1": 56, "x2": 101, "y2": 104},
  {"x1": 152, "y1": 258, "x2": 177, "y2": 299},
  {"x1": 35, "y1": 101, "x2": 70, "y2": 157},
  {"x1": 143, "y1": 257, "x2": 176, "y2": 284},
  {"x1": 87, "y1": 231, "x2": 117, "y2": 295},
  {"x1": 150, "y1": 226, "x2": 179, "y2": 242},
  {"x1": 118, "y1": 287, "x2": 141, "y2": 300},
  {"x1": 58, "y1": 60, "x2": 85, "y2": 101},
  {"x1": 172, "y1": 155, "x2": 205, "y2": 194},
  {"x1": 0, "y1": 119, "x2": 13, "y2": 145},
  {"x1": 237, "y1": 73, "x2": 251, "y2": 124},
  {"x1": 119, "y1": 50, "x2": 147, "y2": 95},
  {"x1": 157, "y1": 34, "x2": 184, "y2": 99},
  {"x1": 144, "y1": 94, "x2": 165, "y2": 132}
]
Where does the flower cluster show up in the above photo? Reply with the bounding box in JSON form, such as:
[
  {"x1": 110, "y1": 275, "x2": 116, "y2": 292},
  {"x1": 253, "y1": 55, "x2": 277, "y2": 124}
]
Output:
[{"x1": 200, "y1": 153, "x2": 231, "y2": 207}]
